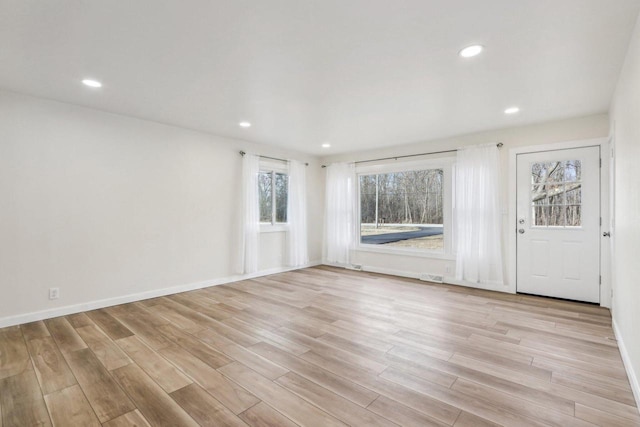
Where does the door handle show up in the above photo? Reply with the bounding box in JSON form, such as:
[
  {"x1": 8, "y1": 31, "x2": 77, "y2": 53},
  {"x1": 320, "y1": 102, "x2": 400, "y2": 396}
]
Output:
[
  {"x1": 603, "y1": 232, "x2": 611, "y2": 237},
  {"x1": 518, "y1": 229, "x2": 525, "y2": 234}
]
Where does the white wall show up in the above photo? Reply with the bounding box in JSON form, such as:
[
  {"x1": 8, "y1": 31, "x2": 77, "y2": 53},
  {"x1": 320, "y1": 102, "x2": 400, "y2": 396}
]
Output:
[
  {"x1": 609, "y1": 11, "x2": 640, "y2": 407},
  {"x1": 0, "y1": 90, "x2": 323, "y2": 326},
  {"x1": 321, "y1": 114, "x2": 610, "y2": 292}
]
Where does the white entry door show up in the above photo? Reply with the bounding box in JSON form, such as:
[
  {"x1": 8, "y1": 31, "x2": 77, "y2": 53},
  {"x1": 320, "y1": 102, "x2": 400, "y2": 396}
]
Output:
[{"x1": 516, "y1": 146, "x2": 600, "y2": 303}]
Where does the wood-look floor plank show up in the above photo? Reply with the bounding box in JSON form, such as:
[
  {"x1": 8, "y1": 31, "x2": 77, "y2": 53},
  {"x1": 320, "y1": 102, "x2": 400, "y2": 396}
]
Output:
[
  {"x1": 378, "y1": 367, "x2": 546, "y2": 427},
  {"x1": 25, "y1": 337, "x2": 77, "y2": 395},
  {"x1": 159, "y1": 345, "x2": 259, "y2": 414},
  {"x1": 102, "y1": 409, "x2": 151, "y2": 427},
  {"x1": 249, "y1": 341, "x2": 379, "y2": 407},
  {"x1": 44, "y1": 318, "x2": 87, "y2": 354},
  {"x1": 453, "y1": 411, "x2": 502, "y2": 427},
  {"x1": 276, "y1": 372, "x2": 397, "y2": 427},
  {"x1": 552, "y1": 371, "x2": 637, "y2": 406},
  {"x1": 195, "y1": 328, "x2": 289, "y2": 380},
  {"x1": 319, "y1": 323, "x2": 394, "y2": 352},
  {"x1": 450, "y1": 377, "x2": 596, "y2": 427},
  {"x1": 157, "y1": 296, "x2": 238, "y2": 328},
  {"x1": 219, "y1": 362, "x2": 347, "y2": 427},
  {"x1": 0, "y1": 368, "x2": 52, "y2": 427},
  {"x1": 105, "y1": 305, "x2": 171, "y2": 350},
  {"x1": 44, "y1": 384, "x2": 100, "y2": 427},
  {"x1": 149, "y1": 302, "x2": 205, "y2": 334},
  {"x1": 116, "y1": 336, "x2": 192, "y2": 394},
  {"x1": 63, "y1": 348, "x2": 134, "y2": 423},
  {"x1": 239, "y1": 401, "x2": 299, "y2": 427},
  {"x1": 385, "y1": 346, "x2": 576, "y2": 416},
  {"x1": 85, "y1": 309, "x2": 133, "y2": 341},
  {"x1": 157, "y1": 323, "x2": 232, "y2": 369},
  {"x1": 0, "y1": 327, "x2": 31, "y2": 381},
  {"x1": 205, "y1": 317, "x2": 263, "y2": 347},
  {"x1": 276, "y1": 327, "x2": 388, "y2": 375},
  {"x1": 575, "y1": 403, "x2": 639, "y2": 427},
  {"x1": 468, "y1": 333, "x2": 628, "y2": 381},
  {"x1": 169, "y1": 383, "x2": 247, "y2": 427},
  {"x1": 65, "y1": 313, "x2": 94, "y2": 329},
  {"x1": 296, "y1": 349, "x2": 462, "y2": 425},
  {"x1": 533, "y1": 356, "x2": 633, "y2": 392},
  {"x1": 111, "y1": 364, "x2": 199, "y2": 427},
  {"x1": 168, "y1": 293, "x2": 239, "y2": 321},
  {"x1": 20, "y1": 322, "x2": 50, "y2": 341},
  {"x1": 75, "y1": 325, "x2": 131, "y2": 371},
  {"x1": 366, "y1": 395, "x2": 449, "y2": 427},
  {"x1": 113, "y1": 365, "x2": 198, "y2": 427},
  {"x1": 447, "y1": 352, "x2": 640, "y2": 422}
]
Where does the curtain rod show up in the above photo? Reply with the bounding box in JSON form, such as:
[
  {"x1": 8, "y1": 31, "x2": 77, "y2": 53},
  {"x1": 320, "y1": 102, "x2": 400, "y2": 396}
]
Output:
[
  {"x1": 320, "y1": 142, "x2": 503, "y2": 168},
  {"x1": 239, "y1": 151, "x2": 309, "y2": 166}
]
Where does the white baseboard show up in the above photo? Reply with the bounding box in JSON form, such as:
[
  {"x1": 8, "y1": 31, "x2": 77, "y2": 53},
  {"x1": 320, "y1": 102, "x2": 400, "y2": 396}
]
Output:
[
  {"x1": 321, "y1": 260, "x2": 350, "y2": 269},
  {"x1": 612, "y1": 317, "x2": 640, "y2": 410},
  {"x1": 336, "y1": 263, "x2": 511, "y2": 294},
  {"x1": 0, "y1": 261, "x2": 321, "y2": 328}
]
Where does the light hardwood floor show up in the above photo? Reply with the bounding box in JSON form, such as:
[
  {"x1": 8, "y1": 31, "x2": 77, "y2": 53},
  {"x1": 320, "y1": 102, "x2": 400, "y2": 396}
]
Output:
[{"x1": 0, "y1": 266, "x2": 638, "y2": 426}]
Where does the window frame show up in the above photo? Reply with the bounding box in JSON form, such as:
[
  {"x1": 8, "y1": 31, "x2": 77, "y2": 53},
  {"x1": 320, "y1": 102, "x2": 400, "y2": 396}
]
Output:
[
  {"x1": 259, "y1": 160, "x2": 289, "y2": 233},
  {"x1": 355, "y1": 157, "x2": 455, "y2": 259}
]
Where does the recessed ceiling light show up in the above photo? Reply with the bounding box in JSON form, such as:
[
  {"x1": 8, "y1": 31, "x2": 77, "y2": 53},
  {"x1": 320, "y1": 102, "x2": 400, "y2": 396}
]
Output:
[
  {"x1": 504, "y1": 107, "x2": 520, "y2": 114},
  {"x1": 82, "y1": 79, "x2": 102, "y2": 88},
  {"x1": 239, "y1": 121, "x2": 251, "y2": 128},
  {"x1": 322, "y1": 143, "x2": 331, "y2": 148},
  {"x1": 459, "y1": 45, "x2": 484, "y2": 58}
]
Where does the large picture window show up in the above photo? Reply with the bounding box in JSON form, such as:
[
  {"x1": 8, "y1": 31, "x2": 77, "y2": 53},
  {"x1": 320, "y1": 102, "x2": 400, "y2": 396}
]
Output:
[
  {"x1": 259, "y1": 169, "x2": 288, "y2": 225},
  {"x1": 359, "y1": 168, "x2": 444, "y2": 251}
]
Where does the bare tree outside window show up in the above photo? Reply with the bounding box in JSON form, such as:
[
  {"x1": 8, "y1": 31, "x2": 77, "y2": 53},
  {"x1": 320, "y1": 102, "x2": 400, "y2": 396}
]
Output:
[
  {"x1": 259, "y1": 170, "x2": 288, "y2": 224},
  {"x1": 360, "y1": 169, "x2": 444, "y2": 250},
  {"x1": 531, "y1": 160, "x2": 582, "y2": 227}
]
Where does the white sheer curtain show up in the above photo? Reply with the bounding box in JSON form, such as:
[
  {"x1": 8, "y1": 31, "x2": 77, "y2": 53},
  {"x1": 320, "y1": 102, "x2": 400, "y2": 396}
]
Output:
[
  {"x1": 324, "y1": 162, "x2": 356, "y2": 265},
  {"x1": 237, "y1": 153, "x2": 260, "y2": 274},
  {"x1": 287, "y1": 160, "x2": 309, "y2": 267},
  {"x1": 455, "y1": 144, "x2": 504, "y2": 285}
]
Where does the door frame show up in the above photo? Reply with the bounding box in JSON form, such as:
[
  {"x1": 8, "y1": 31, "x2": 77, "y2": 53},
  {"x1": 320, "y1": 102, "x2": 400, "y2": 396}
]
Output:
[{"x1": 507, "y1": 137, "x2": 611, "y2": 307}]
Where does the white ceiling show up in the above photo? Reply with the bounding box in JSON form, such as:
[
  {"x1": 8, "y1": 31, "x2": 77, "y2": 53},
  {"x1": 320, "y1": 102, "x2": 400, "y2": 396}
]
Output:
[{"x1": 1, "y1": 1, "x2": 639, "y2": 155}]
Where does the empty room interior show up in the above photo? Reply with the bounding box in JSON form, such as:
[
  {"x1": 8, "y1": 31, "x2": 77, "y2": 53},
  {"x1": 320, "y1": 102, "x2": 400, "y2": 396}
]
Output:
[{"x1": 2, "y1": 1, "x2": 640, "y2": 426}]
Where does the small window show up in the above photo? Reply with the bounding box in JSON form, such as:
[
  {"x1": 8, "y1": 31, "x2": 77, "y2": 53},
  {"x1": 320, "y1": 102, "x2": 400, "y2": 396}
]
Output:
[
  {"x1": 259, "y1": 170, "x2": 288, "y2": 225},
  {"x1": 359, "y1": 169, "x2": 444, "y2": 251},
  {"x1": 531, "y1": 160, "x2": 581, "y2": 227}
]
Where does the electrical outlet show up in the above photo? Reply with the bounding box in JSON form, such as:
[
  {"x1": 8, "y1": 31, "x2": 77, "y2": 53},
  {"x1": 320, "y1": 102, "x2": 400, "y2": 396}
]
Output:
[
  {"x1": 49, "y1": 288, "x2": 59, "y2": 300},
  {"x1": 445, "y1": 266, "x2": 451, "y2": 274}
]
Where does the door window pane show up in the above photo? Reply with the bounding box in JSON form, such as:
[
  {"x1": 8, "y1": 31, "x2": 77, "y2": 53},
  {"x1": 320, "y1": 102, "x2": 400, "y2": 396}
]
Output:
[
  {"x1": 564, "y1": 160, "x2": 582, "y2": 182},
  {"x1": 566, "y1": 205, "x2": 582, "y2": 227},
  {"x1": 565, "y1": 186, "x2": 582, "y2": 204},
  {"x1": 530, "y1": 160, "x2": 581, "y2": 228}
]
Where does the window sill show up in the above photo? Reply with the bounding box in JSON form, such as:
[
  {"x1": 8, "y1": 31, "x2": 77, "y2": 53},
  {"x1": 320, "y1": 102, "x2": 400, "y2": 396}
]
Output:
[
  {"x1": 260, "y1": 224, "x2": 289, "y2": 233},
  {"x1": 354, "y1": 244, "x2": 455, "y2": 260}
]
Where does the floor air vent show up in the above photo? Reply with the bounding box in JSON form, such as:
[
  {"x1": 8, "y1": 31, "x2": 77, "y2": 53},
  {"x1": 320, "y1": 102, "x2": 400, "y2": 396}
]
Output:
[{"x1": 420, "y1": 273, "x2": 443, "y2": 283}]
